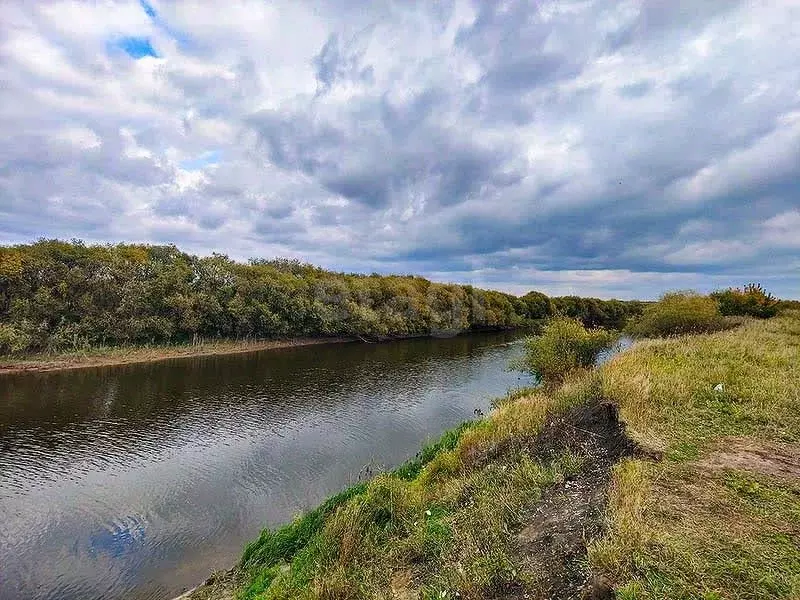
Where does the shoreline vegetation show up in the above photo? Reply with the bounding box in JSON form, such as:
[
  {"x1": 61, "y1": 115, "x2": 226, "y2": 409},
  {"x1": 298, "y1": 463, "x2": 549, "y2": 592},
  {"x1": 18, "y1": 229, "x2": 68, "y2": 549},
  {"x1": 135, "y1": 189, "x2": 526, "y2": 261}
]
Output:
[
  {"x1": 185, "y1": 307, "x2": 799, "y2": 600},
  {"x1": 0, "y1": 239, "x2": 645, "y2": 360},
  {"x1": 3, "y1": 240, "x2": 800, "y2": 597},
  {"x1": 0, "y1": 328, "x2": 515, "y2": 376},
  {"x1": 0, "y1": 336, "x2": 355, "y2": 375}
]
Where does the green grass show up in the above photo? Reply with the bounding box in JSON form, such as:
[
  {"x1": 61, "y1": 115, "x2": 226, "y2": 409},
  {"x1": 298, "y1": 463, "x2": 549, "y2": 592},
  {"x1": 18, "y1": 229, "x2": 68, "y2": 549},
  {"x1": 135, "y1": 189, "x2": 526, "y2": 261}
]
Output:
[
  {"x1": 193, "y1": 311, "x2": 800, "y2": 600},
  {"x1": 237, "y1": 421, "x2": 479, "y2": 598},
  {"x1": 237, "y1": 452, "x2": 581, "y2": 600},
  {"x1": 592, "y1": 460, "x2": 800, "y2": 600}
]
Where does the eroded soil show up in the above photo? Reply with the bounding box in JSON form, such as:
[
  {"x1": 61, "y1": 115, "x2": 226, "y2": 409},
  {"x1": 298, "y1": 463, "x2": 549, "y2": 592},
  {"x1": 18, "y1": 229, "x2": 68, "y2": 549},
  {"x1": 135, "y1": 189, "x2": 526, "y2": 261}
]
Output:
[{"x1": 501, "y1": 401, "x2": 641, "y2": 600}]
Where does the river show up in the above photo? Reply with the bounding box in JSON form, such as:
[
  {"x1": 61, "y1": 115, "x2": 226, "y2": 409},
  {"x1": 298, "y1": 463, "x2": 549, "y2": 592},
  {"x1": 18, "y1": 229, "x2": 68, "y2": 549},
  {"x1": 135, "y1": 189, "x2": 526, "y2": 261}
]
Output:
[{"x1": 0, "y1": 331, "x2": 533, "y2": 600}]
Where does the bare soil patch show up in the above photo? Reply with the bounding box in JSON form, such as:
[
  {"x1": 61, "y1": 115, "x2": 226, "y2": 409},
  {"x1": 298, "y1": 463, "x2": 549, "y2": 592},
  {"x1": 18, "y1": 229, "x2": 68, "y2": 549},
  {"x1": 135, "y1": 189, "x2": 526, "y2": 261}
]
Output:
[
  {"x1": 500, "y1": 401, "x2": 642, "y2": 600},
  {"x1": 699, "y1": 438, "x2": 800, "y2": 480}
]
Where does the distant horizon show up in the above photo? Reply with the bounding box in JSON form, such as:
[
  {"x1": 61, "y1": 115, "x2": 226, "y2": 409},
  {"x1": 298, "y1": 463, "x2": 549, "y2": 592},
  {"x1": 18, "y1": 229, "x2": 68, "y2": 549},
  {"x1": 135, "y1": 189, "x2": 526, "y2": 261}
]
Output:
[
  {"x1": 2, "y1": 2, "x2": 799, "y2": 300},
  {"x1": 4, "y1": 237, "x2": 796, "y2": 302}
]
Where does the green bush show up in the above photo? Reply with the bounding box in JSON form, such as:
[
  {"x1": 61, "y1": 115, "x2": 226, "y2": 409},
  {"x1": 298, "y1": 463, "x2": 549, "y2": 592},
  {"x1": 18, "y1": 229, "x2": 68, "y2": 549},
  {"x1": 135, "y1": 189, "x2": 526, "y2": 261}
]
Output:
[
  {"x1": 514, "y1": 317, "x2": 616, "y2": 384},
  {"x1": 0, "y1": 323, "x2": 31, "y2": 355},
  {"x1": 711, "y1": 283, "x2": 779, "y2": 318},
  {"x1": 628, "y1": 291, "x2": 725, "y2": 338}
]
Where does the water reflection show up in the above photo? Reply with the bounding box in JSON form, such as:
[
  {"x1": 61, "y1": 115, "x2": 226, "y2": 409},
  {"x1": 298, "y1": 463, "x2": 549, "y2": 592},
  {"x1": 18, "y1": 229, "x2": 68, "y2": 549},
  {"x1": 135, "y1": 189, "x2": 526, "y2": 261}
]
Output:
[{"x1": 0, "y1": 331, "x2": 530, "y2": 600}]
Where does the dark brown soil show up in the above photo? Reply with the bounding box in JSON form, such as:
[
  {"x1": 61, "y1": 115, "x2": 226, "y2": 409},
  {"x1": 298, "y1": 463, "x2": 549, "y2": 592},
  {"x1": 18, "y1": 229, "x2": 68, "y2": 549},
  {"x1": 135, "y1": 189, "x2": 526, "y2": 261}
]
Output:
[{"x1": 499, "y1": 401, "x2": 642, "y2": 600}]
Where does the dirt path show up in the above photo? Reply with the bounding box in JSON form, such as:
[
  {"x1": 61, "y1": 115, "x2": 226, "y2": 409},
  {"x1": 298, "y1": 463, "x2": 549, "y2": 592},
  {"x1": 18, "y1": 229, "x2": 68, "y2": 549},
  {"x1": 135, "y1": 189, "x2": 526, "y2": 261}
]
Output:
[
  {"x1": 699, "y1": 438, "x2": 800, "y2": 480},
  {"x1": 500, "y1": 401, "x2": 643, "y2": 600}
]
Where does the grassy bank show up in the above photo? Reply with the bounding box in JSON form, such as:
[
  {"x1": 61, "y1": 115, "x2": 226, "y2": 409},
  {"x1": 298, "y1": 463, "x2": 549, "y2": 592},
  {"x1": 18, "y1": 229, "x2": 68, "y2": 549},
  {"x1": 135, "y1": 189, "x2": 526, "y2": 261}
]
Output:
[
  {"x1": 0, "y1": 337, "x2": 353, "y2": 375},
  {"x1": 188, "y1": 311, "x2": 800, "y2": 599}
]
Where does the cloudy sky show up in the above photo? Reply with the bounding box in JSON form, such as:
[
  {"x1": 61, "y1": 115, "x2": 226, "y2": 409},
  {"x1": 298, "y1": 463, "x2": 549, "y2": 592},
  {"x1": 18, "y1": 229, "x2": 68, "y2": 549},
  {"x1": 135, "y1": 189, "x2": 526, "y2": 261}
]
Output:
[{"x1": 1, "y1": 1, "x2": 798, "y2": 299}]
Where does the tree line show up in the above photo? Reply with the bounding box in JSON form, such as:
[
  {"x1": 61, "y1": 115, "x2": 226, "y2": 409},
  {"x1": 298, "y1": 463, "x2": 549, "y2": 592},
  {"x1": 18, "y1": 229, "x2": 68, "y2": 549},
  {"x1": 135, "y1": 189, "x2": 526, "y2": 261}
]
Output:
[{"x1": 0, "y1": 240, "x2": 648, "y2": 355}]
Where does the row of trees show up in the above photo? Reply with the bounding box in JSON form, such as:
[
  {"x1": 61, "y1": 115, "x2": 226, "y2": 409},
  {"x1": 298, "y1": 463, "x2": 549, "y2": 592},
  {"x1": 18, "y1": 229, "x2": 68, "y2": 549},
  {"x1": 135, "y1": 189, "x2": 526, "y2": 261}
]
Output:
[{"x1": 0, "y1": 240, "x2": 649, "y2": 355}]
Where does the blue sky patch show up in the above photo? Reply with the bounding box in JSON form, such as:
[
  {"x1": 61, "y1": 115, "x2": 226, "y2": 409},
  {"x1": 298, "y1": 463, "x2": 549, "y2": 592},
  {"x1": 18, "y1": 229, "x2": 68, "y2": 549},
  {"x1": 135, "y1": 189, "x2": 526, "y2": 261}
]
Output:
[
  {"x1": 139, "y1": 0, "x2": 157, "y2": 19},
  {"x1": 180, "y1": 150, "x2": 222, "y2": 171},
  {"x1": 138, "y1": 0, "x2": 193, "y2": 50},
  {"x1": 113, "y1": 37, "x2": 159, "y2": 59}
]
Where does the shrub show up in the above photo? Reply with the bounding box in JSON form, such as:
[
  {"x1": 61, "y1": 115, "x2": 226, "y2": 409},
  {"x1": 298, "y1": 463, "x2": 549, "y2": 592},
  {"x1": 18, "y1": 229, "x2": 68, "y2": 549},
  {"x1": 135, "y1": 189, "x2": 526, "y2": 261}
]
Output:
[
  {"x1": 551, "y1": 296, "x2": 644, "y2": 330},
  {"x1": 513, "y1": 317, "x2": 616, "y2": 384},
  {"x1": 627, "y1": 291, "x2": 724, "y2": 338},
  {"x1": 0, "y1": 323, "x2": 31, "y2": 355},
  {"x1": 520, "y1": 290, "x2": 555, "y2": 320},
  {"x1": 711, "y1": 283, "x2": 779, "y2": 319}
]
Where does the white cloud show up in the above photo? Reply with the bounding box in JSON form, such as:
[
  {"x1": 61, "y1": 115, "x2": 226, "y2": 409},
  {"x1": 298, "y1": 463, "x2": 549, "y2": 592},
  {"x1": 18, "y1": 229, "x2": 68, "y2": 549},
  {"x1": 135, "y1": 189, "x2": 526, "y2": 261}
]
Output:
[
  {"x1": 1, "y1": 0, "x2": 799, "y2": 298},
  {"x1": 760, "y1": 210, "x2": 800, "y2": 249}
]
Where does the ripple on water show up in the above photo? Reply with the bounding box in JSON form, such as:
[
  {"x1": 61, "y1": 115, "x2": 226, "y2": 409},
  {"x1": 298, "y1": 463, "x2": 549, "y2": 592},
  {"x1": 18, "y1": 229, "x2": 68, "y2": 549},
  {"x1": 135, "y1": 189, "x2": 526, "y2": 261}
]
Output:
[
  {"x1": 0, "y1": 331, "x2": 531, "y2": 600},
  {"x1": 89, "y1": 513, "x2": 148, "y2": 559}
]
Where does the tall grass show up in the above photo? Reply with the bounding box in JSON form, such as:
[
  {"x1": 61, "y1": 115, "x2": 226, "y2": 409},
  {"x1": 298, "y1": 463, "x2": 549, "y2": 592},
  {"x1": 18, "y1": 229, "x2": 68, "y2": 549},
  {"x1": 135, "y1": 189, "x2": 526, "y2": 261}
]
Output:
[{"x1": 231, "y1": 388, "x2": 590, "y2": 599}]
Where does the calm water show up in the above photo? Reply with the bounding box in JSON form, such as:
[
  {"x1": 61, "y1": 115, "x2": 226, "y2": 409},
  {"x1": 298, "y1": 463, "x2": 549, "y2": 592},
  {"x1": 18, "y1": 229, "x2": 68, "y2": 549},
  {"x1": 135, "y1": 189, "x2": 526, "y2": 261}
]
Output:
[{"x1": 0, "y1": 331, "x2": 532, "y2": 600}]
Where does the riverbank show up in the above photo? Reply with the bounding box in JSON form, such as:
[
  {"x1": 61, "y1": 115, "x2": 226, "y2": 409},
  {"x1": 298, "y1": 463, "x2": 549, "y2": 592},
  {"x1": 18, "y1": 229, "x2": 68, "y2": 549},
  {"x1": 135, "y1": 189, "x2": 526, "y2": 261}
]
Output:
[
  {"x1": 186, "y1": 311, "x2": 800, "y2": 599},
  {"x1": 0, "y1": 328, "x2": 526, "y2": 376},
  {"x1": 0, "y1": 337, "x2": 354, "y2": 375}
]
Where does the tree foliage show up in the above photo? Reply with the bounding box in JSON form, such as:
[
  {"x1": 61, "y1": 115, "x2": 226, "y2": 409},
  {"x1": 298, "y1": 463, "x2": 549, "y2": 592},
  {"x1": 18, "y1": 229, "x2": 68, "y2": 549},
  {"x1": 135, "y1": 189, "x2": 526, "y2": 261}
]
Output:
[
  {"x1": 627, "y1": 291, "x2": 725, "y2": 338},
  {"x1": 513, "y1": 317, "x2": 617, "y2": 384},
  {"x1": 711, "y1": 283, "x2": 779, "y2": 319},
  {"x1": 519, "y1": 290, "x2": 555, "y2": 320},
  {"x1": 551, "y1": 295, "x2": 645, "y2": 330},
  {"x1": 0, "y1": 240, "x2": 531, "y2": 354},
  {"x1": 0, "y1": 240, "x2": 654, "y2": 356}
]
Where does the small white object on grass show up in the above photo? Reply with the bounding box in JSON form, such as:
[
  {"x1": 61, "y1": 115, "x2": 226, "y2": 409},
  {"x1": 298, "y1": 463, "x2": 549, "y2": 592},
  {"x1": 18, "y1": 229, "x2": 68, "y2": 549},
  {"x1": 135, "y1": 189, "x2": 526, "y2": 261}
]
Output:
[{"x1": 714, "y1": 383, "x2": 724, "y2": 392}]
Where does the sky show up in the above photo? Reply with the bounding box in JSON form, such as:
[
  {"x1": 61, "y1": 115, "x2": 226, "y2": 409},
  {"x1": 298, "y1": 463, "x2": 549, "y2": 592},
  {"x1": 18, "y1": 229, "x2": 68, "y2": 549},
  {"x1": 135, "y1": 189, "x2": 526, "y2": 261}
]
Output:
[{"x1": 1, "y1": 0, "x2": 799, "y2": 300}]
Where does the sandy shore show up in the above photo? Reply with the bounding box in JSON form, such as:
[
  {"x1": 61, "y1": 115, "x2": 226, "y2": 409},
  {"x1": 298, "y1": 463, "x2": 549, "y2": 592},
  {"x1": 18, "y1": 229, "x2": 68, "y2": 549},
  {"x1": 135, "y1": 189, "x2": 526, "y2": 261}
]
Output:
[{"x1": 0, "y1": 337, "x2": 354, "y2": 376}]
